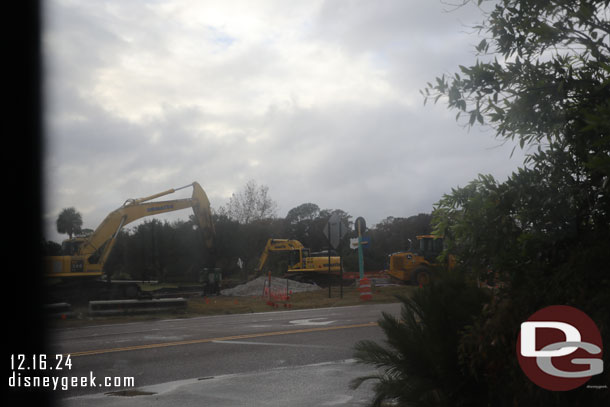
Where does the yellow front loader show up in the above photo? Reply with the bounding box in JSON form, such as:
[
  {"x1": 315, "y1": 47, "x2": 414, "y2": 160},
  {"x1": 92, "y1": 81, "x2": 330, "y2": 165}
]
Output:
[{"x1": 386, "y1": 235, "x2": 453, "y2": 286}]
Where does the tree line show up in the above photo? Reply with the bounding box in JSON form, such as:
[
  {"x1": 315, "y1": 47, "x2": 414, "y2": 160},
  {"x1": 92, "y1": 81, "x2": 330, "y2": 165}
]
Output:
[{"x1": 44, "y1": 182, "x2": 433, "y2": 283}]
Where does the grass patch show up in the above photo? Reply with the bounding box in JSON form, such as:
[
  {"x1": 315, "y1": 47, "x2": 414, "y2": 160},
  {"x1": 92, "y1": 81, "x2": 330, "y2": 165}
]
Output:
[
  {"x1": 48, "y1": 284, "x2": 417, "y2": 328},
  {"x1": 189, "y1": 285, "x2": 415, "y2": 315}
]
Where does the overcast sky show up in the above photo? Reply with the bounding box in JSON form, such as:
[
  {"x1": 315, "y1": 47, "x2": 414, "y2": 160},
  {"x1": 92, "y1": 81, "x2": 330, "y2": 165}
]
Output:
[{"x1": 42, "y1": 0, "x2": 525, "y2": 243}]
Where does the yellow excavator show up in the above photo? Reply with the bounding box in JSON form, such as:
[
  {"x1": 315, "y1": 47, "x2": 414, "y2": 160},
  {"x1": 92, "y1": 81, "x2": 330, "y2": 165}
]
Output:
[
  {"x1": 45, "y1": 182, "x2": 215, "y2": 301},
  {"x1": 256, "y1": 238, "x2": 341, "y2": 285}
]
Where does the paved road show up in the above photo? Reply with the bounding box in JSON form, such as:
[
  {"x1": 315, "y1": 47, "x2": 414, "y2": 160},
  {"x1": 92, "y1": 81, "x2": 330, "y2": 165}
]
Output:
[{"x1": 44, "y1": 303, "x2": 401, "y2": 406}]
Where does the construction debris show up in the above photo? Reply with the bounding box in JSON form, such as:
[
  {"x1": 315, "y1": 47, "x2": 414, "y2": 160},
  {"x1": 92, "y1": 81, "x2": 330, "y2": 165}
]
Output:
[{"x1": 220, "y1": 276, "x2": 321, "y2": 297}]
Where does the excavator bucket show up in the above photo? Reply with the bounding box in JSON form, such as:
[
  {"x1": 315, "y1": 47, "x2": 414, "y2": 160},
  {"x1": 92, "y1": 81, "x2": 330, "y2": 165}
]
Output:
[{"x1": 191, "y1": 182, "x2": 215, "y2": 248}]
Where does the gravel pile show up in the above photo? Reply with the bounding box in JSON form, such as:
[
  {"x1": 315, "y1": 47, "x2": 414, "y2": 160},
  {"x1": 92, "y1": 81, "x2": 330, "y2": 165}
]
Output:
[{"x1": 221, "y1": 276, "x2": 321, "y2": 297}]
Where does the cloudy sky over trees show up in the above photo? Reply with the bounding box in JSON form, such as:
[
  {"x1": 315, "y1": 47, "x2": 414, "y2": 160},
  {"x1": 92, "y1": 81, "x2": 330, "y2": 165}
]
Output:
[{"x1": 42, "y1": 0, "x2": 526, "y2": 242}]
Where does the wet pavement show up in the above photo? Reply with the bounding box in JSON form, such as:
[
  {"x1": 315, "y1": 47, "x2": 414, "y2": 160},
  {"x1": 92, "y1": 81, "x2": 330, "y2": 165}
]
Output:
[{"x1": 59, "y1": 359, "x2": 378, "y2": 407}]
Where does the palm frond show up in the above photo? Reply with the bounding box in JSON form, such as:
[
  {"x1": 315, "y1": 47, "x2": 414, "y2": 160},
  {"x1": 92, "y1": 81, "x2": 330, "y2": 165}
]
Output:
[{"x1": 351, "y1": 271, "x2": 489, "y2": 406}]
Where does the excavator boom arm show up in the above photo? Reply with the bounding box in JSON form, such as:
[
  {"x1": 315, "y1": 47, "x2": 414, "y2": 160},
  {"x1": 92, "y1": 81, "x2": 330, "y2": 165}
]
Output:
[
  {"x1": 256, "y1": 239, "x2": 304, "y2": 272},
  {"x1": 46, "y1": 182, "x2": 214, "y2": 278},
  {"x1": 78, "y1": 197, "x2": 195, "y2": 259}
]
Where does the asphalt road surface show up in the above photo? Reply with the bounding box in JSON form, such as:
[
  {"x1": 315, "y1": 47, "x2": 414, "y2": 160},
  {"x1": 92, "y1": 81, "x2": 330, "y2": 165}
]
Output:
[{"x1": 42, "y1": 303, "x2": 402, "y2": 406}]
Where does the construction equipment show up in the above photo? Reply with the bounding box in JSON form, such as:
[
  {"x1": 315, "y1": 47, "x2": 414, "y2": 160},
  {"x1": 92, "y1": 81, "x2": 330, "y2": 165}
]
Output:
[
  {"x1": 385, "y1": 235, "x2": 451, "y2": 285},
  {"x1": 256, "y1": 238, "x2": 341, "y2": 285},
  {"x1": 45, "y1": 182, "x2": 215, "y2": 301}
]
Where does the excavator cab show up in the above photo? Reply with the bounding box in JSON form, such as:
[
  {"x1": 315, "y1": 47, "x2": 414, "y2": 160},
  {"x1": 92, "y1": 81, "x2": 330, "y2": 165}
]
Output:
[
  {"x1": 61, "y1": 239, "x2": 83, "y2": 256},
  {"x1": 290, "y1": 248, "x2": 309, "y2": 268}
]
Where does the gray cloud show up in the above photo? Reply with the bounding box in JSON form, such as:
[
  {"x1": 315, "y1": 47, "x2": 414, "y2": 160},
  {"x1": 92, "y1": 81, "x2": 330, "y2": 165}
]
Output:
[{"x1": 43, "y1": 0, "x2": 524, "y2": 242}]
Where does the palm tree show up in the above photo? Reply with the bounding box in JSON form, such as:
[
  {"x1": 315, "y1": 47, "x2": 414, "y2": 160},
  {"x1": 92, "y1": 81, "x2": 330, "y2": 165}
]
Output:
[
  {"x1": 351, "y1": 271, "x2": 488, "y2": 407},
  {"x1": 56, "y1": 207, "x2": 83, "y2": 240}
]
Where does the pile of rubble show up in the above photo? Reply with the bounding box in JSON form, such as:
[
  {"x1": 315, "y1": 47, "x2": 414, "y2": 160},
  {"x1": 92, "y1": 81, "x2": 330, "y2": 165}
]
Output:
[{"x1": 220, "y1": 276, "x2": 321, "y2": 297}]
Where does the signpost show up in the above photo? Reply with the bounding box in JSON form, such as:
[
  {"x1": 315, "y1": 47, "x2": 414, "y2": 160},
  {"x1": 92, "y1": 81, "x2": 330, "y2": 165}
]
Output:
[
  {"x1": 323, "y1": 214, "x2": 348, "y2": 298},
  {"x1": 354, "y1": 217, "x2": 366, "y2": 280},
  {"x1": 350, "y1": 236, "x2": 370, "y2": 249},
  {"x1": 323, "y1": 213, "x2": 348, "y2": 249},
  {"x1": 353, "y1": 217, "x2": 373, "y2": 301}
]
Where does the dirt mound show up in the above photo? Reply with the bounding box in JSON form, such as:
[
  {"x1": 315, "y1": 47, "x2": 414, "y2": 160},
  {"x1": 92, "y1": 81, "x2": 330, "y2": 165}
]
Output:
[{"x1": 220, "y1": 276, "x2": 321, "y2": 297}]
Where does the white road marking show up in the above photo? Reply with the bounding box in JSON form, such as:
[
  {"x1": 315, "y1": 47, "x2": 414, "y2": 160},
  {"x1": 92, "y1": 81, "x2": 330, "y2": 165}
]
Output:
[
  {"x1": 211, "y1": 340, "x2": 334, "y2": 349},
  {"x1": 322, "y1": 395, "x2": 354, "y2": 405},
  {"x1": 289, "y1": 318, "x2": 336, "y2": 326}
]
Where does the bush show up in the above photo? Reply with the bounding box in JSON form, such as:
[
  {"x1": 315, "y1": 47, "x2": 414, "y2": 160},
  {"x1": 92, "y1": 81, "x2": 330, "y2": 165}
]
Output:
[{"x1": 352, "y1": 270, "x2": 489, "y2": 407}]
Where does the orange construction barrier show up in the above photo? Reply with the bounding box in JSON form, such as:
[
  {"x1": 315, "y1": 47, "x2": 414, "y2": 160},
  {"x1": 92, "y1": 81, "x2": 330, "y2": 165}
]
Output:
[
  {"x1": 262, "y1": 278, "x2": 292, "y2": 309},
  {"x1": 358, "y1": 278, "x2": 373, "y2": 301}
]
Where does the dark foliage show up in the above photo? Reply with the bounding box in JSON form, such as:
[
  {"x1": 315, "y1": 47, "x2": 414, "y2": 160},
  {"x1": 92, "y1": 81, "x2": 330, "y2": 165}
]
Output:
[
  {"x1": 357, "y1": 0, "x2": 609, "y2": 405},
  {"x1": 352, "y1": 271, "x2": 489, "y2": 407}
]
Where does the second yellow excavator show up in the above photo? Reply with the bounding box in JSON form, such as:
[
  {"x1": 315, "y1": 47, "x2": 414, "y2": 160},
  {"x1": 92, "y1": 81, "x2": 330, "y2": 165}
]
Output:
[{"x1": 256, "y1": 238, "x2": 341, "y2": 285}]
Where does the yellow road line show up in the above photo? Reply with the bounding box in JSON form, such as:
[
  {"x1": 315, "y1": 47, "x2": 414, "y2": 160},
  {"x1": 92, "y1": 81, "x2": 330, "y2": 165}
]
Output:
[{"x1": 68, "y1": 322, "x2": 378, "y2": 357}]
